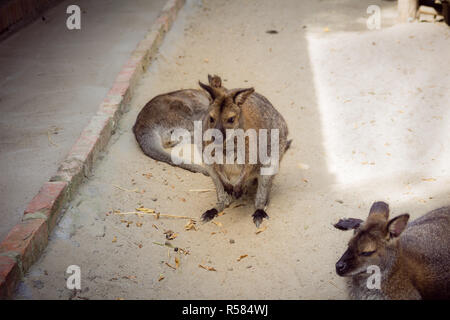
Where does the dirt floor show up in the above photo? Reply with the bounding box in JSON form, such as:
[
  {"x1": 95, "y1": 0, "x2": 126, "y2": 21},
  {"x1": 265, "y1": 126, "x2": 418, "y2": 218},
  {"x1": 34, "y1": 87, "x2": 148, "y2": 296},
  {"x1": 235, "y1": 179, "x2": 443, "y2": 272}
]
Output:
[{"x1": 15, "y1": 0, "x2": 450, "y2": 299}]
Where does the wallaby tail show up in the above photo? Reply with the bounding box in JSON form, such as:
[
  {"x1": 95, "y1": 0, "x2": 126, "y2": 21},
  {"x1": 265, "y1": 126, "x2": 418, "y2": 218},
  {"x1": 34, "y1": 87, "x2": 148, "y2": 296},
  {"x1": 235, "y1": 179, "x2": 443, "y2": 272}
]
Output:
[{"x1": 134, "y1": 127, "x2": 209, "y2": 176}]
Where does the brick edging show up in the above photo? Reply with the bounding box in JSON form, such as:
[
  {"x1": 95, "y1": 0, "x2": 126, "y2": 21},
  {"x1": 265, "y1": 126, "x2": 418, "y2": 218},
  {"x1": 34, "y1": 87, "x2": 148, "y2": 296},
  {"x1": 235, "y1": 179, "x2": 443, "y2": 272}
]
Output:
[{"x1": 0, "y1": 0, "x2": 186, "y2": 299}]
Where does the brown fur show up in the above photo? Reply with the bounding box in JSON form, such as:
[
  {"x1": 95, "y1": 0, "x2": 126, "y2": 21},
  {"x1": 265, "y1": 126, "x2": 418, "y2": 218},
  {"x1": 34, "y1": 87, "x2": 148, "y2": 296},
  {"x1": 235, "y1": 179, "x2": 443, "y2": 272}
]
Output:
[
  {"x1": 335, "y1": 201, "x2": 450, "y2": 300},
  {"x1": 198, "y1": 75, "x2": 291, "y2": 227},
  {"x1": 133, "y1": 76, "x2": 222, "y2": 176}
]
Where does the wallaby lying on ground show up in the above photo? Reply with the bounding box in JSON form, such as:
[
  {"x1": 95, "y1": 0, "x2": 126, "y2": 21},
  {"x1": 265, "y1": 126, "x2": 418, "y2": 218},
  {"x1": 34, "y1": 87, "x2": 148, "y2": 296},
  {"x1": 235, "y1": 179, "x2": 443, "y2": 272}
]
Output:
[
  {"x1": 133, "y1": 76, "x2": 222, "y2": 176},
  {"x1": 334, "y1": 201, "x2": 450, "y2": 299},
  {"x1": 198, "y1": 77, "x2": 291, "y2": 227}
]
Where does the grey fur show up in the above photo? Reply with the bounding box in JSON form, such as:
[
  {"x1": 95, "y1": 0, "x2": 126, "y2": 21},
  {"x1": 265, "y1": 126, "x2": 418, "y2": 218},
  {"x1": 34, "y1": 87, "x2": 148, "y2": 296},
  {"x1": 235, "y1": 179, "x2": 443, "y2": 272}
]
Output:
[{"x1": 133, "y1": 89, "x2": 210, "y2": 176}]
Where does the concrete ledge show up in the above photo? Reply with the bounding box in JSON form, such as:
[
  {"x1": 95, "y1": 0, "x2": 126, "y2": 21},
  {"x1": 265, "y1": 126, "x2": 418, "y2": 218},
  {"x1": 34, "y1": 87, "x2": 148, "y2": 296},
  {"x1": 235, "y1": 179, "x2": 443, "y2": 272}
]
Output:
[{"x1": 0, "y1": 0, "x2": 186, "y2": 299}]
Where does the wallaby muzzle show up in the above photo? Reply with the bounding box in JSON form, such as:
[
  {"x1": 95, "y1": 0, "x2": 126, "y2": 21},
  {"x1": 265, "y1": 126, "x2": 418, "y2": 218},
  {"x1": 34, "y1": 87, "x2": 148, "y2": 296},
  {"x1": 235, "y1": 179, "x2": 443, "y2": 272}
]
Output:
[{"x1": 336, "y1": 248, "x2": 354, "y2": 276}]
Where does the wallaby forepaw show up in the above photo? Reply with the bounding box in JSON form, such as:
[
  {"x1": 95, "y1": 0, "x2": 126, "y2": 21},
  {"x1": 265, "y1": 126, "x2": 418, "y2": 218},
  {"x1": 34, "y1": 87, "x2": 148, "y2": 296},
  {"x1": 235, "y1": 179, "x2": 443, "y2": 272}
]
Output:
[
  {"x1": 252, "y1": 209, "x2": 269, "y2": 228},
  {"x1": 201, "y1": 208, "x2": 218, "y2": 222}
]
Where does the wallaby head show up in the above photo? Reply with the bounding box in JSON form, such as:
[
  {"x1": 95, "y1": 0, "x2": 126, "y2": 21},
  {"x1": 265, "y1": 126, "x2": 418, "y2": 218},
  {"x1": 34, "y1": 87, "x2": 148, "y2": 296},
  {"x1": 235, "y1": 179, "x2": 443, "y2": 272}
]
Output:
[
  {"x1": 335, "y1": 201, "x2": 410, "y2": 277},
  {"x1": 199, "y1": 78, "x2": 254, "y2": 136},
  {"x1": 207, "y1": 74, "x2": 222, "y2": 88}
]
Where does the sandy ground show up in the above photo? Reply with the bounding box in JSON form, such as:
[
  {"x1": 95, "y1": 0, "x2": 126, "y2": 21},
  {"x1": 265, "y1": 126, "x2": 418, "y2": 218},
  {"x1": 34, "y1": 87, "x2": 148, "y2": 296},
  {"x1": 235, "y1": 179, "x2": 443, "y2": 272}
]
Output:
[
  {"x1": 16, "y1": 0, "x2": 450, "y2": 299},
  {"x1": 0, "y1": 0, "x2": 166, "y2": 242}
]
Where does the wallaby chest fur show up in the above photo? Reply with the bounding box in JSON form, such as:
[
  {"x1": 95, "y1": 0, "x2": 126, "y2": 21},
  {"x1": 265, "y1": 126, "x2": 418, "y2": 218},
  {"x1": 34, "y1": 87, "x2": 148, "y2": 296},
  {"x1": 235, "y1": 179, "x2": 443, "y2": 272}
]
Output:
[{"x1": 213, "y1": 92, "x2": 288, "y2": 187}]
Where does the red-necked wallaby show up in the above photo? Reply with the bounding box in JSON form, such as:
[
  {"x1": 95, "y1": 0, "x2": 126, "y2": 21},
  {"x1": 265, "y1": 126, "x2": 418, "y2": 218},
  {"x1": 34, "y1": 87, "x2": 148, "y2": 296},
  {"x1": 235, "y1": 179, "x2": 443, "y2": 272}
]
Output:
[
  {"x1": 133, "y1": 76, "x2": 222, "y2": 176},
  {"x1": 334, "y1": 201, "x2": 450, "y2": 299},
  {"x1": 197, "y1": 77, "x2": 291, "y2": 227}
]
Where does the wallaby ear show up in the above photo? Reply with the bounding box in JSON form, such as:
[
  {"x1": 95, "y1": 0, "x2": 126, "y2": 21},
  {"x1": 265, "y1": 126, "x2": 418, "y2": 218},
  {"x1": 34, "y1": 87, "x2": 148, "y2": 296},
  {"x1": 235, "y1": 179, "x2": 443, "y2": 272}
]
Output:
[
  {"x1": 334, "y1": 218, "x2": 364, "y2": 231},
  {"x1": 232, "y1": 87, "x2": 254, "y2": 106},
  {"x1": 386, "y1": 214, "x2": 409, "y2": 238},
  {"x1": 208, "y1": 74, "x2": 222, "y2": 88},
  {"x1": 368, "y1": 201, "x2": 389, "y2": 221},
  {"x1": 199, "y1": 81, "x2": 216, "y2": 99}
]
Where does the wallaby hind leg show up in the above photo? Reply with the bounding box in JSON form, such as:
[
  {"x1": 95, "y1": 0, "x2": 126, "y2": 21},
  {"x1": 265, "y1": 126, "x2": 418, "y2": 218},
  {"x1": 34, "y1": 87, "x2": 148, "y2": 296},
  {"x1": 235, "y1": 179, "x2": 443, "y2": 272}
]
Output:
[
  {"x1": 252, "y1": 174, "x2": 274, "y2": 227},
  {"x1": 201, "y1": 167, "x2": 232, "y2": 222},
  {"x1": 161, "y1": 129, "x2": 210, "y2": 176},
  {"x1": 178, "y1": 161, "x2": 210, "y2": 177},
  {"x1": 138, "y1": 129, "x2": 209, "y2": 176}
]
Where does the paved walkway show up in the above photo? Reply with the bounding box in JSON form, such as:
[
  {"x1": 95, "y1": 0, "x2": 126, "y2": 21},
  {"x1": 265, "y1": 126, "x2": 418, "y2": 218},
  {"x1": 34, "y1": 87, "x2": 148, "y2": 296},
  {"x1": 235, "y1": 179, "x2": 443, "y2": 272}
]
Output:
[{"x1": 0, "y1": 0, "x2": 166, "y2": 242}]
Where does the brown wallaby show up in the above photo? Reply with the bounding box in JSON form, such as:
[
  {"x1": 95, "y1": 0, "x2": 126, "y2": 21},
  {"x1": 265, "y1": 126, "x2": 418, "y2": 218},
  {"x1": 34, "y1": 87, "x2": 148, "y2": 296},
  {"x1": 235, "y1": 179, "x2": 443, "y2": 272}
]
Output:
[
  {"x1": 197, "y1": 76, "x2": 291, "y2": 227},
  {"x1": 133, "y1": 76, "x2": 222, "y2": 176},
  {"x1": 334, "y1": 201, "x2": 450, "y2": 299}
]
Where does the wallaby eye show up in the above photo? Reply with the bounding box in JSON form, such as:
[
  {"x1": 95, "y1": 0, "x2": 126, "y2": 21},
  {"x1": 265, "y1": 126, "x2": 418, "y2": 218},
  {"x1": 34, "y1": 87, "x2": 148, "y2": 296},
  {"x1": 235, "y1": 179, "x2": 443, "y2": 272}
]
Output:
[
  {"x1": 209, "y1": 116, "x2": 215, "y2": 123},
  {"x1": 360, "y1": 250, "x2": 376, "y2": 257},
  {"x1": 227, "y1": 117, "x2": 235, "y2": 124}
]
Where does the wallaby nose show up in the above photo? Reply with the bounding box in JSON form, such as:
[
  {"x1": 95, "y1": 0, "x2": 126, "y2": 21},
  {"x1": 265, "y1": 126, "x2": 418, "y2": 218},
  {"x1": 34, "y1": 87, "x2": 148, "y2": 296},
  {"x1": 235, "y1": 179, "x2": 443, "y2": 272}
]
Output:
[{"x1": 336, "y1": 260, "x2": 347, "y2": 275}]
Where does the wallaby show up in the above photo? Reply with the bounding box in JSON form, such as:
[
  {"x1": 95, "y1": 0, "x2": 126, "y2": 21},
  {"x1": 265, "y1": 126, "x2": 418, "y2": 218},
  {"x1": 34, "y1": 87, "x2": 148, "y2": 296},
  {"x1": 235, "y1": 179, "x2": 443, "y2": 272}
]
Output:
[
  {"x1": 197, "y1": 77, "x2": 291, "y2": 227},
  {"x1": 334, "y1": 201, "x2": 450, "y2": 300},
  {"x1": 133, "y1": 75, "x2": 222, "y2": 176}
]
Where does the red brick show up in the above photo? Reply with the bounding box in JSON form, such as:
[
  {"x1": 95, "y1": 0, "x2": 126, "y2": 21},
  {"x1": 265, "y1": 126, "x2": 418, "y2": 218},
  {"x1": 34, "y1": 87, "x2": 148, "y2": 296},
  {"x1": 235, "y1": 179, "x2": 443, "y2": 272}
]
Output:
[
  {"x1": 0, "y1": 219, "x2": 48, "y2": 273},
  {"x1": 0, "y1": 255, "x2": 20, "y2": 299},
  {"x1": 156, "y1": 15, "x2": 170, "y2": 32},
  {"x1": 69, "y1": 114, "x2": 112, "y2": 162},
  {"x1": 125, "y1": 52, "x2": 143, "y2": 70},
  {"x1": 102, "y1": 94, "x2": 123, "y2": 106},
  {"x1": 25, "y1": 181, "x2": 66, "y2": 215},
  {"x1": 97, "y1": 101, "x2": 120, "y2": 119},
  {"x1": 108, "y1": 81, "x2": 130, "y2": 98},
  {"x1": 51, "y1": 158, "x2": 83, "y2": 186},
  {"x1": 116, "y1": 67, "x2": 136, "y2": 83},
  {"x1": 68, "y1": 132, "x2": 97, "y2": 162},
  {"x1": 24, "y1": 181, "x2": 67, "y2": 231}
]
